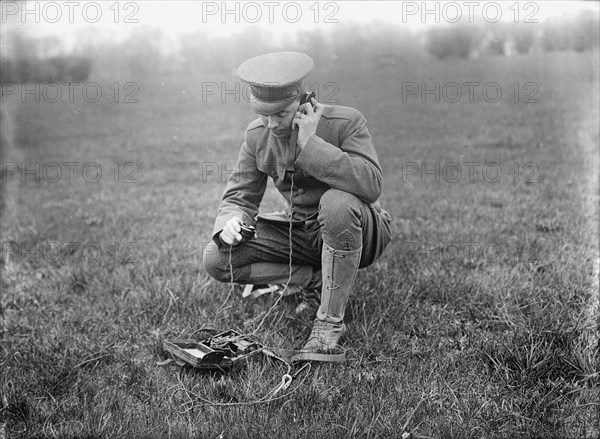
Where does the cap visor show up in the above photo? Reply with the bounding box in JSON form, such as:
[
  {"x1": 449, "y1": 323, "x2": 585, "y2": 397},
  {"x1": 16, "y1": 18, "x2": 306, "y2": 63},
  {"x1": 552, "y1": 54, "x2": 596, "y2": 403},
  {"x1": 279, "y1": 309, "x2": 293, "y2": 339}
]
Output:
[{"x1": 249, "y1": 95, "x2": 295, "y2": 115}]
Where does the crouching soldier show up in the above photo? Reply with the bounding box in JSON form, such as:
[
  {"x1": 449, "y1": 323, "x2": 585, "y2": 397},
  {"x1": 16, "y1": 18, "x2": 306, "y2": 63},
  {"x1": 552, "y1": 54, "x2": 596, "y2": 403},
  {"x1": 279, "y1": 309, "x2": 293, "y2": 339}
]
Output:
[{"x1": 203, "y1": 52, "x2": 392, "y2": 354}]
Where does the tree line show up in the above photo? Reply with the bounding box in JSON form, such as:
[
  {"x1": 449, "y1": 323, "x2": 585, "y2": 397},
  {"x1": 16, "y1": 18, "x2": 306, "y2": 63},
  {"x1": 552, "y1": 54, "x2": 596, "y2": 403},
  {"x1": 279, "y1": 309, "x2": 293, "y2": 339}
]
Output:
[{"x1": 1, "y1": 11, "x2": 598, "y2": 84}]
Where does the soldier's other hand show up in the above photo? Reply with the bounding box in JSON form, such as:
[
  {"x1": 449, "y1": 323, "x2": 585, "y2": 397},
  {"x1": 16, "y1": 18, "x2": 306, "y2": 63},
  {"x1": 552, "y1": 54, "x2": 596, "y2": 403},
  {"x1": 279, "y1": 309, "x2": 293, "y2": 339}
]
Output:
[
  {"x1": 294, "y1": 98, "x2": 325, "y2": 149},
  {"x1": 220, "y1": 217, "x2": 244, "y2": 246}
]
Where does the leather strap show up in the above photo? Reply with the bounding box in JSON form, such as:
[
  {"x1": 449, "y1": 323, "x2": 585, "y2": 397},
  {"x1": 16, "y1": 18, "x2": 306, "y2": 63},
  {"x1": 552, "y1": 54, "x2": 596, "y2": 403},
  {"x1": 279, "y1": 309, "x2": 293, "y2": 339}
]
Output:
[
  {"x1": 287, "y1": 128, "x2": 299, "y2": 174},
  {"x1": 277, "y1": 128, "x2": 298, "y2": 182}
]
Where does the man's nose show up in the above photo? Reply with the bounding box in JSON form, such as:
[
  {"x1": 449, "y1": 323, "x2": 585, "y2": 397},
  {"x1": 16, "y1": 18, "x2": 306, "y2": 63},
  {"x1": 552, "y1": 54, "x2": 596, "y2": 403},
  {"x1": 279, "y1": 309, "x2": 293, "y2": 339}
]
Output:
[{"x1": 267, "y1": 117, "x2": 278, "y2": 130}]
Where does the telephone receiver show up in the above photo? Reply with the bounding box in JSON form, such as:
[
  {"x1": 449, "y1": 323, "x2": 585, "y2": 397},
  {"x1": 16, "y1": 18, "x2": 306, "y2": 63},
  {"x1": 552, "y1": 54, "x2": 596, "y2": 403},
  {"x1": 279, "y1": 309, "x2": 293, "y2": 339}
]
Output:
[
  {"x1": 298, "y1": 91, "x2": 316, "y2": 114},
  {"x1": 287, "y1": 91, "x2": 316, "y2": 171}
]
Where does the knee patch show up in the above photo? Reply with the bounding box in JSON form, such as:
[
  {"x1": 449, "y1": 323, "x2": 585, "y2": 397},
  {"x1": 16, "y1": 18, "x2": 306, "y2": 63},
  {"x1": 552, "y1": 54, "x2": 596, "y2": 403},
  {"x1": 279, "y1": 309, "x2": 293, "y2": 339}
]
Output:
[
  {"x1": 318, "y1": 189, "x2": 365, "y2": 250},
  {"x1": 319, "y1": 189, "x2": 363, "y2": 216},
  {"x1": 202, "y1": 241, "x2": 230, "y2": 283}
]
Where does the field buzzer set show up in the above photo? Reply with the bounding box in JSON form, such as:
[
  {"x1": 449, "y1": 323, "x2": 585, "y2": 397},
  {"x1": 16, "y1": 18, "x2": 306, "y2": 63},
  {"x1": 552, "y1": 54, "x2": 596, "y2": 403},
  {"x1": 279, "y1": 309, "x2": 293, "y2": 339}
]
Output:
[
  {"x1": 162, "y1": 330, "x2": 263, "y2": 370},
  {"x1": 162, "y1": 328, "x2": 345, "y2": 372}
]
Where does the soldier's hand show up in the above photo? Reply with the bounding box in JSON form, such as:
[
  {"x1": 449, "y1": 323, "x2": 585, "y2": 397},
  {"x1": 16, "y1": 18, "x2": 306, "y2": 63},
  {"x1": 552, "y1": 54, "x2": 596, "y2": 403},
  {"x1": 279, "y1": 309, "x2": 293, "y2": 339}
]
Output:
[
  {"x1": 294, "y1": 98, "x2": 325, "y2": 149},
  {"x1": 220, "y1": 217, "x2": 244, "y2": 246}
]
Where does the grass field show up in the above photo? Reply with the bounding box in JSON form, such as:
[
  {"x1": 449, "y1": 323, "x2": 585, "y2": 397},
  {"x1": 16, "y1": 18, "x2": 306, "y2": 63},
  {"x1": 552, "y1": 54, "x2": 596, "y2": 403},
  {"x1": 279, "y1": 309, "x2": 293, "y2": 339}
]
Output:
[{"x1": 1, "y1": 51, "x2": 599, "y2": 438}]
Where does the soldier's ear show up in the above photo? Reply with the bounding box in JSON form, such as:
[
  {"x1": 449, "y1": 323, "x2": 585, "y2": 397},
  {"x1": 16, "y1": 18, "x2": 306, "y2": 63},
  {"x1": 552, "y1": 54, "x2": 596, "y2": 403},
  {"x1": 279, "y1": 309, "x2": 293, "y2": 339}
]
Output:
[{"x1": 286, "y1": 99, "x2": 301, "y2": 114}]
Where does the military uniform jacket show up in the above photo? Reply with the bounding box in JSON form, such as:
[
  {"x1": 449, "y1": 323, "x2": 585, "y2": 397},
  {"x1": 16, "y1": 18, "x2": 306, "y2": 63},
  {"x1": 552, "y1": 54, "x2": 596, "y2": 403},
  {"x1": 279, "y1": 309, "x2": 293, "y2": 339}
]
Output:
[{"x1": 212, "y1": 105, "x2": 388, "y2": 242}]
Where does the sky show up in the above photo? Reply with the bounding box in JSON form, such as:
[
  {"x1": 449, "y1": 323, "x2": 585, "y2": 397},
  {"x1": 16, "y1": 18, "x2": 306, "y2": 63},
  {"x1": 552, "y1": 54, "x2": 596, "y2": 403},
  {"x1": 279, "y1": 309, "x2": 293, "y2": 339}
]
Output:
[{"x1": 2, "y1": 1, "x2": 599, "y2": 44}]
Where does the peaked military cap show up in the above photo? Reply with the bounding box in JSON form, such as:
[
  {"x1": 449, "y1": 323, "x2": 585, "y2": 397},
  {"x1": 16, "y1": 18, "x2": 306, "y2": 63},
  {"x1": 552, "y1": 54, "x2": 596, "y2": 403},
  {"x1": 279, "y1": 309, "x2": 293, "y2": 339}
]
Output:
[{"x1": 237, "y1": 52, "x2": 314, "y2": 115}]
